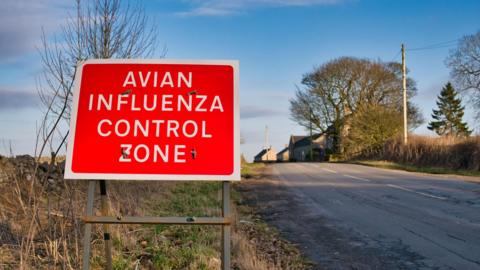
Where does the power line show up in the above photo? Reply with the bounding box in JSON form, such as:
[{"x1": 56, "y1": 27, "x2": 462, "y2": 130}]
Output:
[
  {"x1": 389, "y1": 38, "x2": 460, "y2": 62},
  {"x1": 408, "y1": 43, "x2": 456, "y2": 51},
  {"x1": 407, "y1": 39, "x2": 459, "y2": 51}
]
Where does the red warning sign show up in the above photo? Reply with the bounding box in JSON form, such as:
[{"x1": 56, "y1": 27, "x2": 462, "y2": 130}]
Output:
[{"x1": 65, "y1": 59, "x2": 239, "y2": 181}]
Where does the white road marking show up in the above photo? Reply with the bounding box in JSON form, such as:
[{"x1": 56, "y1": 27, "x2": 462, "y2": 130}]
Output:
[
  {"x1": 387, "y1": 184, "x2": 448, "y2": 200},
  {"x1": 343, "y1": 174, "x2": 371, "y2": 182},
  {"x1": 322, "y1": 168, "x2": 337, "y2": 173}
]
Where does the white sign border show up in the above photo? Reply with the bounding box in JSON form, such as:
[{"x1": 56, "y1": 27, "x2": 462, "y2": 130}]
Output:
[{"x1": 64, "y1": 59, "x2": 240, "y2": 181}]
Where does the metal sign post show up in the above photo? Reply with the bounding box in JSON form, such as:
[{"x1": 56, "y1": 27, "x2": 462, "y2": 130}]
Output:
[
  {"x1": 82, "y1": 181, "x2": 96, "y2": 270},
  {"x1": 99, "y1": 180, "x2": 112, "y2": 270},
  {"x1": 81, "y1": 180, "x2": 232, "y2": 270},
  {"x1": 222, "y1": 181, "x2": 231, "y2": 269}
]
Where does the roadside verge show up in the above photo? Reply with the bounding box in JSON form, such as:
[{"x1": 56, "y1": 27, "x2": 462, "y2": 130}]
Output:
[{"x1": 348, "y1": 160, "x2": 480, "y2": 182}]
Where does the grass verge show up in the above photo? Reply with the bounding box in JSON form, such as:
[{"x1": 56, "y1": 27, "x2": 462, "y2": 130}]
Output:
[
  {"x1": 241, "y1": 162, "x2": 265, "y2": 179},
  {"x1": 351, "y1": 160, "x2": 480, "y2": 177},
  {"x1": 0, "y1": 155, "x2": 310, "y2": 269},
  {"x1": 91, "y1": 182, "x2": 223, "y2": 270},
  {"x1": 99, "y1": 182, "x2": 310, "y2": 269}
]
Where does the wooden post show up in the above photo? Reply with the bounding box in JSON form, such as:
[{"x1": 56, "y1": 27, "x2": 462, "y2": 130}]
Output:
[
  {"x1": 309, "y1": 106, "x2": 313, "y2": 161},
  {"x1": 402, "y1": 43, "x2": 408, "y2": 145}
]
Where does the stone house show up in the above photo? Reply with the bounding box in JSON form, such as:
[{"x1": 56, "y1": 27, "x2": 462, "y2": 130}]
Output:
[
  {"x1": 288, "y1": 133, "x2": 332, "y2": 161},
  {"x1": 276, "y1": 147, "x2": 289, "y2": 162}
]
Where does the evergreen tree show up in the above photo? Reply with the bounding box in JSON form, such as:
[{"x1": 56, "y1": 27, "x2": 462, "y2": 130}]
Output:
[{"x1": 428, "y1": 82, "x2": 471, "y2": 137}]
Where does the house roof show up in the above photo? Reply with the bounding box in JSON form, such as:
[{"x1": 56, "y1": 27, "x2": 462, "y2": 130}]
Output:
[
  {"x1": 277, "y1": 147, "x2": 288, "y2": 155},
  {"x1": 254, "y1": 148, "x2": 276, "y2": 159},
  {"x1": 291, "y1": 133, "x2": 324, "y2": 148},
  {"x1": 294, "y1": 137, "x2": 313, "y2": 148},
  {"x1": 254, "y1": 149, "x2": 268, "y2": 159},
  {"x1": 290, "y1": 135, "x2": 306, "y2": 144}
]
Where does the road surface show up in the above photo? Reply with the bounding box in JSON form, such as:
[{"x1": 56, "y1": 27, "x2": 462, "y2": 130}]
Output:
[{"x1": 240, "y1": 163, "x2": 480, "y2": 270}]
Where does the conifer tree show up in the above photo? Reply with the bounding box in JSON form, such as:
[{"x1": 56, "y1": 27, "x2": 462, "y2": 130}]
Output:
[{"x1": 428, "y1": 82, "x2": 471, "y2": 137}]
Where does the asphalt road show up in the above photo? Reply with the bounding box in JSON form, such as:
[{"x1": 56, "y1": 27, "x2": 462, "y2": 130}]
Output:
[{"x1": 244, "y1": 163, "x2": 480, "y2": 270}]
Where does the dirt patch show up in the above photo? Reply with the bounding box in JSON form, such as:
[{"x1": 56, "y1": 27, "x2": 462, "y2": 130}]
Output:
[{"x1": 234, "y1": 163, "x2": 314, "y2": 270}]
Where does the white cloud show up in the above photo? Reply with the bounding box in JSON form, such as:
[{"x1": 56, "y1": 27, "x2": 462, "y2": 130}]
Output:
[
  {"x1": 0, "y1": 0, "x2": 71, "y2": 63},
  {"x1": 0, "y1": 89, "x2": 39, "y2": 110},
  {"x1": 241, "y1": 105, "x2": 285, "y2": 118},
  {"x1": 177, "y1": 0, "x2": 346, "y2": 17}
]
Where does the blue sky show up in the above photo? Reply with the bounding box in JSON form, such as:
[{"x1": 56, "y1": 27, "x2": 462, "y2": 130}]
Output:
[{"x1": 0, "y1": 0, "x2": 479, "y2": 160}]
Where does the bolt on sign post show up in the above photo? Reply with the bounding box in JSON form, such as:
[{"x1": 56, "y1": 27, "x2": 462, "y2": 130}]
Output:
[{"x1": 64, "y1": 59, "x2": 240, "y2": 270}]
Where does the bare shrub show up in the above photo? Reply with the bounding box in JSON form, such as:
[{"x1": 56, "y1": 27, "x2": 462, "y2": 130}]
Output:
[{"x1": 12, "y1": 0, "x2": 162, "y2": 268}]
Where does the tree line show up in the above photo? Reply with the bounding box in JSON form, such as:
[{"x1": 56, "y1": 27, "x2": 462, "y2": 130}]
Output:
[{"x1": 290, "y1": 31, "x2": 480, "y2": 157}]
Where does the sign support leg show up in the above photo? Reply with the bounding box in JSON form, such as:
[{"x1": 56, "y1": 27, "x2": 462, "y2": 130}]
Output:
[
  {"x1": 81, "y1": 180, "x2": 233, "y2": 269},
  {"x1": 221, "y1": 181, "x2": 231, "y2": 270},
  {"x1": 99, "y1": 180, "x2": 113, "y2": 270},
  {"x1": 82, "y1": 180, "x2": 96, "y2": 270}
]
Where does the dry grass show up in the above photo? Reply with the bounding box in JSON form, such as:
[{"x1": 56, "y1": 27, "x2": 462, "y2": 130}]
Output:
[
  {"x1": 353, "y1": 160, "x2": 480, "y2": 177},
  {"x1": 0, "y1": 156, "x2": 309, "y2": 269},
  {"x1": 232, "y1": 231, "x2": 281, "y2": 270},
  {"x1": 241, "y1": 162, "x2": 266, "y2": 179},
  {"x1": 359, "y1": 135, "x2": 480, "y2": 173},
  {"x1": 0, "y1": 156, "x2": 83, "y2": 269},
  {"x1": 232, "y1": 216, "x2": 311, "y2": 270}
]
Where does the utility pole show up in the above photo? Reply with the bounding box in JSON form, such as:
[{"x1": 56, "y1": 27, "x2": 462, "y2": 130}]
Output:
[
  {"x1": 309, "y1": 107, "x2": 313, "y2": 161},
  {"x1": 265, "y1": 125, "x2": 269, "y2": 150},
  {"x1": 265, "y1": 125, "x2": 269, "y2": 161},
  {"x1": 402, "y1": 44, "x2": 408, "y2": 145}
]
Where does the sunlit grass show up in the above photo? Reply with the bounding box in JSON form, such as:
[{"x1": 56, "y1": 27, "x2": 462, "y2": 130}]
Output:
[{"x1": 353, "y1": 160, "x2": 480, "y2": 177}]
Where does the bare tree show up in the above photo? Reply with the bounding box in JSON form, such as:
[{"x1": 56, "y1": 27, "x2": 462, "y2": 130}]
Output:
[
  {"x1": 290, "y1": 57, "x2": 423, "y2": 153},
  {"x1": 446, "y1": 30, "x2": 480, "y2": 116},
  {"x1": 36, "y1": 0, "x2": 162, "y2": 159},
  {"x1": 18, "y1": 1, "x2": 162, "y2": 267}
]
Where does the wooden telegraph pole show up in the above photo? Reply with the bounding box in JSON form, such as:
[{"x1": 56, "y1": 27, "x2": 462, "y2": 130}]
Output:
[
  {"x1": 309, "y1": 107, "x2": 313, "y2": 161},
  {"x1": 402, "y1": 44, "x2": 408, "y2": 145},
  {"x1": 265, "y1": 125, "x2": 269, "y2": 161}
]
